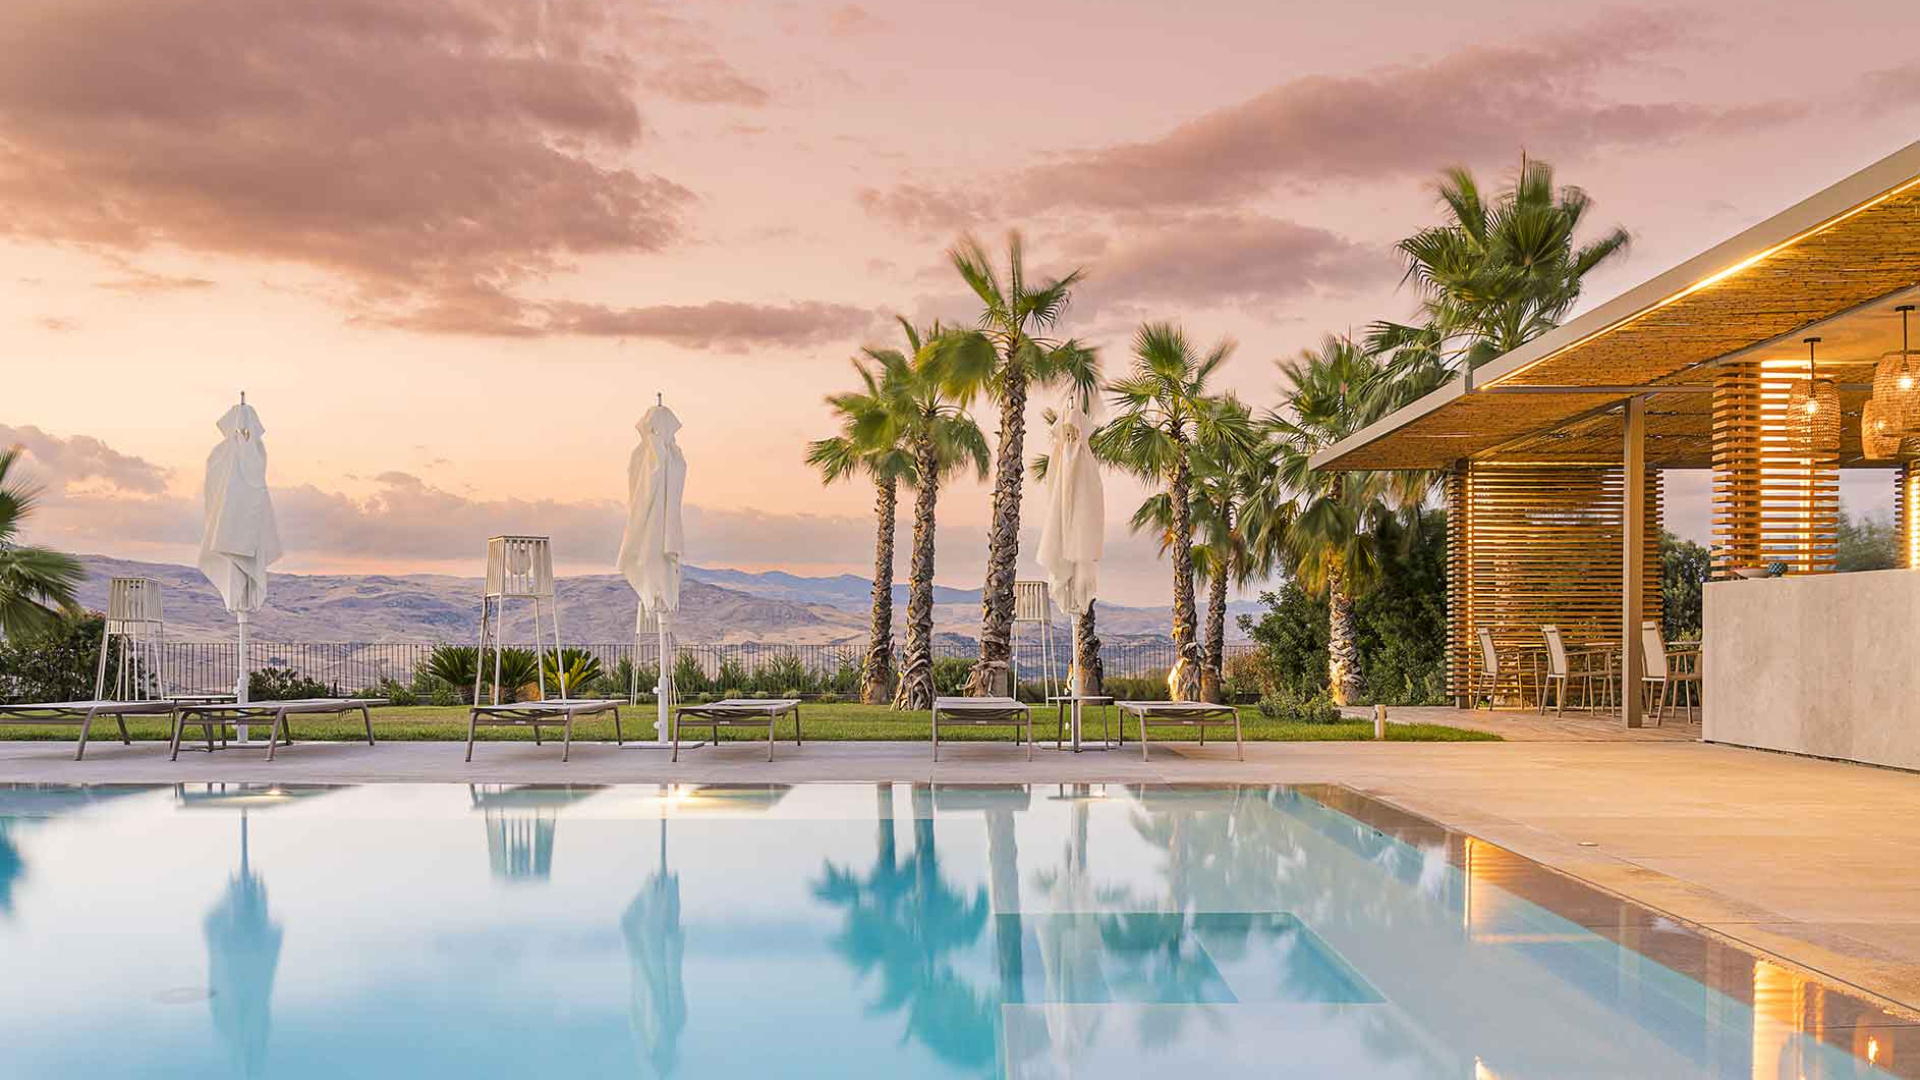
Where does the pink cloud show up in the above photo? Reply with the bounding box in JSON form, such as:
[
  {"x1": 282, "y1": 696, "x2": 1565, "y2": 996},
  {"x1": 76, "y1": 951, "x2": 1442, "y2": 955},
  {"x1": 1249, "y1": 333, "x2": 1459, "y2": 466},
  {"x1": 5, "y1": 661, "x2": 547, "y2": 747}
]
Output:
[{"x1": 0, "y1": 0, "x2": 790, "y2": 337}]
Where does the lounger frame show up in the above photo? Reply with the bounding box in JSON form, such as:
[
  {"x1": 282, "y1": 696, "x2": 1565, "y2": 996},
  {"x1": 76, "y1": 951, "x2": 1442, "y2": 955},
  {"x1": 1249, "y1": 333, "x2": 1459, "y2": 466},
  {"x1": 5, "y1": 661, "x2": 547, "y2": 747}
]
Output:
[
  {"x1": 172, "y1": 698, "x2": 384, "y2": 761},
  {"x1": 672, "y1": 698, "x2": 802, "y2": 761},
  {"x1": 464, "y1": 698, "x2": 622, "y2": 762},
  {"x1": 0, "y1": 699, "x2": 182, "y2": 760},
  {"x1": 929, "y1": 697, "x2": 1034, "y2": 761},
  {"x1": 1116, "y1": 701, "x2": 1243, "y2": 761}
]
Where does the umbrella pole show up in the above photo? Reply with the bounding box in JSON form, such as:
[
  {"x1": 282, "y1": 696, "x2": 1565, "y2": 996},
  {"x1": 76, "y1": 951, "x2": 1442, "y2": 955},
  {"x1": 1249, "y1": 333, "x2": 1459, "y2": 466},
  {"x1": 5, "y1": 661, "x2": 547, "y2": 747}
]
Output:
[
  {"x1": 658, "y1": 614, "x2": 672, "y2": 745},
  {"x1": 236, "y1": 611, "x2": 251, "y2": 742}
]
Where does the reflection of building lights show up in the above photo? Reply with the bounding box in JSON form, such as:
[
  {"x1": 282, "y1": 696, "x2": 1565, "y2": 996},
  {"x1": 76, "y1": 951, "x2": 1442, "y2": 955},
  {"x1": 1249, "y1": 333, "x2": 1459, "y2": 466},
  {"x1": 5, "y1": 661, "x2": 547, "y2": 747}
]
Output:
[{"x1": 1870, "y1": 1036, "x2": 1881, "y2": 1063}]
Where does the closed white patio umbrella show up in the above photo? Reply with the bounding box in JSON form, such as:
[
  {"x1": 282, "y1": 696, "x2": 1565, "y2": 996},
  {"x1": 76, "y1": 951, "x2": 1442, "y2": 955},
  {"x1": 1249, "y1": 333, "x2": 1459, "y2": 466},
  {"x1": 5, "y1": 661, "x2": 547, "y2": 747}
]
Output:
[
  {"x1": 1036, "y1": 391, "x2": 1104, "y2": 691},
  {"x1": 198, "y1": 395, "x2": 281, "y2": 739},
  {"x1": 618, "y1": 399, "x2": 687, "y2": 747}
]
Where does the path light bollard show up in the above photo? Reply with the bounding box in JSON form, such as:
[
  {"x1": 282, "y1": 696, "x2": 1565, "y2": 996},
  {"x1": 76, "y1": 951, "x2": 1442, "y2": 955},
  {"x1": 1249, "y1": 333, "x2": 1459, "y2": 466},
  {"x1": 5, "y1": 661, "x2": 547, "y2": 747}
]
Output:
[{"x1": 1374, "y1": 704, "x2": 1387, "y2": 740}]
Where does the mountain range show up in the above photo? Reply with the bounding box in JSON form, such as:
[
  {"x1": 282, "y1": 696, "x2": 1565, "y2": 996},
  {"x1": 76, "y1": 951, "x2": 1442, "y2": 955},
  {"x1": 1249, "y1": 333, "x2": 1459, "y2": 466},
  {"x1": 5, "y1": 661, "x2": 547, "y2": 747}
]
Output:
[{"x1": 71, "y1": 555, "x2": 1258, "y2": 646}]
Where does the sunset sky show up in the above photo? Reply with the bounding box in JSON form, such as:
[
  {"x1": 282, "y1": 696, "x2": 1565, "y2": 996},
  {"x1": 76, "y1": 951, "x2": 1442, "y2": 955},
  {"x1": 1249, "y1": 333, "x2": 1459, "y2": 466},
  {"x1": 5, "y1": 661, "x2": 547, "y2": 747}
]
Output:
[{"x1": 6, "y1": 0, "x2": 1919, "y2": 604}]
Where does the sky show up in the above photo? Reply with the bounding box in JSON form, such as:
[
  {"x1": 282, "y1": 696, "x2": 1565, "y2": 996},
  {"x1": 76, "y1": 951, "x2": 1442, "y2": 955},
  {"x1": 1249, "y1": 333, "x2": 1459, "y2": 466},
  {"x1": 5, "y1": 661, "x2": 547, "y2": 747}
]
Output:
[{"x1": 5, "y1": 0, "x2": 1919, "y2": 604}]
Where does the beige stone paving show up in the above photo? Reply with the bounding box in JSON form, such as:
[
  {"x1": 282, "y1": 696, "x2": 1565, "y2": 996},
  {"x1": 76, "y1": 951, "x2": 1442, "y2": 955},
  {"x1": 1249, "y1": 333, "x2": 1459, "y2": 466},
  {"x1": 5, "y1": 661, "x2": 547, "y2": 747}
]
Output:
[{"x1": 4, "y1": 729, "x2": 1919, "y2": 1013}]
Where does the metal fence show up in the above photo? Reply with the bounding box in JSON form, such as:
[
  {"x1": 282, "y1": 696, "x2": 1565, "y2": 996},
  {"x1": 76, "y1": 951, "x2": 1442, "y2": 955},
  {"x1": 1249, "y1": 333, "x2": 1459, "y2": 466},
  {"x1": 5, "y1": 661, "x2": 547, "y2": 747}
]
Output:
[{"x1": 147, "y1": 639, "x2": 1257, "y2": 695}]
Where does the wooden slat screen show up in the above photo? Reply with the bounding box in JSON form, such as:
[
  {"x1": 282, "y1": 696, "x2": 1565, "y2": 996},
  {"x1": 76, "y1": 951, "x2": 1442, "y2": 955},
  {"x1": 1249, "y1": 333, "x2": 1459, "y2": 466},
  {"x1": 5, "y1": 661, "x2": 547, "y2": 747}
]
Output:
[
  {"x1": 1711, "y1": 360, "x2": 1840, "y2": 577},
  {"x1": 1447, "y1": 462, "x2": 1662, "y2": 703}
]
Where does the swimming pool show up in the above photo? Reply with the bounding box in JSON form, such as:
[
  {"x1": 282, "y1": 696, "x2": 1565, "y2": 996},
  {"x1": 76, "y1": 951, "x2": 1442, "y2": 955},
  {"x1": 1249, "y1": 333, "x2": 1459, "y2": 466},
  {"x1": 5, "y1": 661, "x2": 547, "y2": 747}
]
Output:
[{"x1": 0, "y1": 782, "x2": 1907, "y2": 1078}]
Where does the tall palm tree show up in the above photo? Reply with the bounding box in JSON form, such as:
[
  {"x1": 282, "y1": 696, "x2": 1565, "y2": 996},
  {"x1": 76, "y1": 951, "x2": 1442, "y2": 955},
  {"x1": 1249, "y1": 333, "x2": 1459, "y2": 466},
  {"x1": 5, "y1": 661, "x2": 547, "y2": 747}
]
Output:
[
  {"x1": 1369, "y1": 155, "x2": 1630, "y2": 381},
  {"x1": 1092, "y1": 323, "x2": 1252, "y2": 702},
  {"x1": 808, "y1": 375, "x2": 916, "y2": 705},
  {"x1": 1128, "y1": 398, "x2": 1266, "y2": 703},
  {"x1": 1253, "y1": 335, "x2": 1406, "y2": 705},
  {"x1": 931, "y1": 233, "x2": 1097, "y2": 695},
  {"x1": 0, "y1": 447, "x2": 82, "y2": 637},
  {"x1": 851, "y1": 320, "x2": 990, "y2": 710}
]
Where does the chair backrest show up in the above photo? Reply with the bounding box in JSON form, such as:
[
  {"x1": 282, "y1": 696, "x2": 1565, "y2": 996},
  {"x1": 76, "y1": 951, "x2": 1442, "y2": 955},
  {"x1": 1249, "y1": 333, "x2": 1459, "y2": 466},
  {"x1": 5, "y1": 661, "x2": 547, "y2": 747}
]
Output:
[
  {"x1": 1476, "y1": 626, "x2": 1500, "y2": 678},
  {"x1": 1640, "y1": 620, "x2": 1667, "y2": 676},
  {"x1": 1541, "y1": 625, "x2": 1568, "y2": 677}
]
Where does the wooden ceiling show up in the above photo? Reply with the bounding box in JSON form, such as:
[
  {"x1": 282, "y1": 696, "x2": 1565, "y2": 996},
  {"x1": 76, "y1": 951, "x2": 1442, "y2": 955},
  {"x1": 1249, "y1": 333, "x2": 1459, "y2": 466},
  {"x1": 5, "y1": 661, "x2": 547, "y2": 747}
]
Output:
[{"x1": 1315, "y1": 141, "x2": 1920, "y2": 471}]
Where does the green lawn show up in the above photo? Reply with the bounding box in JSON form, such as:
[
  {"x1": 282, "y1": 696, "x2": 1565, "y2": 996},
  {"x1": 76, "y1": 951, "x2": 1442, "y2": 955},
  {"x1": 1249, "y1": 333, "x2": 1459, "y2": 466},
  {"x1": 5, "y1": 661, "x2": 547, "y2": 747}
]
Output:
[{"x1": 0, "y1": 703, "x2": 1498, "y2": 744}]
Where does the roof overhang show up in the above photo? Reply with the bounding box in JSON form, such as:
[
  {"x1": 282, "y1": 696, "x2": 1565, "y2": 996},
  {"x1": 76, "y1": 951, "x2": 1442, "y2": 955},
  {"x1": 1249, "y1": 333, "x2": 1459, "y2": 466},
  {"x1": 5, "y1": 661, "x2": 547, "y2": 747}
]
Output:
[{"x1": 1312, "y1": 139, "x2": 1920, "y2": 472}]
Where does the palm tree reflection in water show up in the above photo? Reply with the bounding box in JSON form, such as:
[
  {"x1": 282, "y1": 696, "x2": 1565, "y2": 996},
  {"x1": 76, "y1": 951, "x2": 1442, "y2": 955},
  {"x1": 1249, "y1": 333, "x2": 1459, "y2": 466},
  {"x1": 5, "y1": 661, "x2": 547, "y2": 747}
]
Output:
[{"x1": 814, "y1": 784, "x2": 998, "y2": 1071}]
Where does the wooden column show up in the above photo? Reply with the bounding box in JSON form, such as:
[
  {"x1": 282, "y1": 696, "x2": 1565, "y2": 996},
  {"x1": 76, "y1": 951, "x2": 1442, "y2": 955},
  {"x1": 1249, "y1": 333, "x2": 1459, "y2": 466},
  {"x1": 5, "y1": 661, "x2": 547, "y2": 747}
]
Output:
[
  {"x1": 1622, "y1": 396, "x2": 1647, "y2": 728},
  {"x1": 1446, "y1": 462, "x2": 1471, "y2": 708},
  {"x1": 1900, "y1": 461, "x2": 1920, "y2": 570}
]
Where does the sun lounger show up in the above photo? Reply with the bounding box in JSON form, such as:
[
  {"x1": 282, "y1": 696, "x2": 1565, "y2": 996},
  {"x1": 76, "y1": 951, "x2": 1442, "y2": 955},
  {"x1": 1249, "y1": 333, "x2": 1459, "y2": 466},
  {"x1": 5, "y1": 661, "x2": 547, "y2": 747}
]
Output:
[
  {"x1": 1117, "y1": 701, "x2": 1243, "y2": 761},
  {"x1": 930, "y1": 696, "x2": 1033, "y2": 761},
  {"x1": 464, "y1": 698, "x2": 623, "y2": 762},
  {"x1": 672, "y1": 698, "x2": 801, "y2": 761},
  {"x1": 0, "y1": 699, "x2": 184, "y2": 760},
  {"x1": 172, "y1": 698, "x2": 385, "y2": 761}
]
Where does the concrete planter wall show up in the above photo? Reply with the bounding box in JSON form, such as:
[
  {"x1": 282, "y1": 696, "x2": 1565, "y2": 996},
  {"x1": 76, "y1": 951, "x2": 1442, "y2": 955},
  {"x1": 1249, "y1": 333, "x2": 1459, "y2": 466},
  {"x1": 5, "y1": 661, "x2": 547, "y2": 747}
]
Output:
[{"x1": 1704, "y1": 569, "x2": 1920, "y2": 771}]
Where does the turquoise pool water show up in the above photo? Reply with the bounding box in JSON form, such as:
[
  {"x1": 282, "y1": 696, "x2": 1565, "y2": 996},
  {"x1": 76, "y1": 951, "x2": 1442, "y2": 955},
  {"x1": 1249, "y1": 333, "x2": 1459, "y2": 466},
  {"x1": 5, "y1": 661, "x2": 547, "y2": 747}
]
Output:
[{"x1": 0, "y1": 782, "x2": 1907, "y2": 1078}]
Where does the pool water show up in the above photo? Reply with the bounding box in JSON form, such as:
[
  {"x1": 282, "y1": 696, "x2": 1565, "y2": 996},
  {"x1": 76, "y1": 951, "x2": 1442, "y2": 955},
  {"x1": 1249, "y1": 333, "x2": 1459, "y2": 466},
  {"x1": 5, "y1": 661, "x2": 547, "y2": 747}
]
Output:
[{"x1": 0, "y1": 782, "x2": 1907, "y2": 1078}]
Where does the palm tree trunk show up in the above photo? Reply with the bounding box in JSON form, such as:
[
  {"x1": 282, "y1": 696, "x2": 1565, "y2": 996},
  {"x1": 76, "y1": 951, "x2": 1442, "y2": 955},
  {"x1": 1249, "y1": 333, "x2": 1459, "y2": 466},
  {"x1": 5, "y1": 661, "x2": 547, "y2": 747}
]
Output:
[
  {"x1": 1073, "y1": 604, "x2": 1103, "y2": 697},
  {"x1": 894, "y1": 441, "x2": 941, "y2": 710},
  {"x1": 1327, "y1": 563, "x2": 1363, "y2": 705},
  {"x1": 861, "y1": 476, "x2": 898, "y2": 706},
  {"x1": 1201, "y1": 560, "x2": 1229, "y2": 703},
  {"x1": 969, "y1": 361, "x2": 1028, "y2": 696},
  {"x1": 1168, "y1": 453, "x2": 1204, "y2": 702}
]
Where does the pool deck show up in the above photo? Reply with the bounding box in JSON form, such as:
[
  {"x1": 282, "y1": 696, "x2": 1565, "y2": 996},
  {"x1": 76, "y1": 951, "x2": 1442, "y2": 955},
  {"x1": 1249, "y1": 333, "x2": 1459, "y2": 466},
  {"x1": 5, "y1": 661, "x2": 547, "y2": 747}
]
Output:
[{"x1": 4, "y1": 711, "x2": 1919, "y2": 1020}]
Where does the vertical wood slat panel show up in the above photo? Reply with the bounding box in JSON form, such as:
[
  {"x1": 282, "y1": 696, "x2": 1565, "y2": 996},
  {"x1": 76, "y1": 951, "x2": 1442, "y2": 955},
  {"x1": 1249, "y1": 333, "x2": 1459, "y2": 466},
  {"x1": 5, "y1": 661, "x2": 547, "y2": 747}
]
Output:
[
  {"x1": 1712, "y1": 359, "x2": 1840, "y2": 578},
  {"x1": 1448, "y1": 462, "x2": 1663, "y2": 703}
]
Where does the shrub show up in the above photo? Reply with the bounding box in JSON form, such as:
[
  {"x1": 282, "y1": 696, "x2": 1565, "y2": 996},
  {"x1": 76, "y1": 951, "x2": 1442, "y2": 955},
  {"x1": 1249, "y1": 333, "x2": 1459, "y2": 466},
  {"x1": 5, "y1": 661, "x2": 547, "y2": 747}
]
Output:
[
  {"x1": 714, "y1": 657, "x2": 749, "y2": 696},
  {"x1": 250, "y1": 666, "x2": 332, "y2": 701},
  {"x1": 672, "y1": 653, "x2": 711, "y2": 695},
  {"x1": 1101, "y1": 671, "x2": 1172, "y2": 702},
  {"x1": 1256, "y1": 685, "x2": 1342, "y2": 724},
  {"x1": 752, "y1": 653, "x2": 815, "y2": 695},
  {"x1": 540, "y1": 648, "x2": 604, "y2": 697},
  {"x1": 358, "y1": 676, "x2": 416, "y2": 707},
  {"x1": 0, "y1": 612, "x2": 111, "y2": 704},
  {"x1": 1221, "y1": 651, "x2": 1266, "y2": 702},
  {"x1": 930, "y1": 656, "x2": 973, "y2": 696},
  {"x1": 421, "y1": 645, "x2": 479, "y2": 703}
]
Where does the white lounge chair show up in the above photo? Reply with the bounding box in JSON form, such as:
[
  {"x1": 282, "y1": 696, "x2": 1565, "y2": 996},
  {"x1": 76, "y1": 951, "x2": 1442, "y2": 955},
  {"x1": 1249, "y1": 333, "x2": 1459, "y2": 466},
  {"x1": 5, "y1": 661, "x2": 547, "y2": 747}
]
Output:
[
  {"x1": 464, "y1": 698, "x2": 621, "y2": 762},
  {"x1": 173, "y1": 698, "x2": 384, "y2": 761},
  {"x1": 0, "y1": 699, "x2": 183, "y2": 760},
  {"x1": 672, "y1": 698, "x2": 802, "y2": 761},
  {"x1": 1116, "y1": 701, "x2": 1242, "y2": 761},
  {"x1": 930, "y1": 696, "x2": 1033, "y2": 761}
]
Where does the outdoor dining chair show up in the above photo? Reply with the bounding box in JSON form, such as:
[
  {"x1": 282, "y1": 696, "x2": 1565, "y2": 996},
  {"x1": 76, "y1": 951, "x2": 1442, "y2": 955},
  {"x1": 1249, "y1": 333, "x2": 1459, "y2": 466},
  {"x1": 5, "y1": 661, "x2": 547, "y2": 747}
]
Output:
[
  {"x1": 1539, "y1": 625, "x2": 1611, "y2": 716},
  {"x1": 1470, "y1": 626, "x2": 1533, "y2": 709},
  {"x1": 1638, "y1": 621, "x2": 1702, "y2": 724}
]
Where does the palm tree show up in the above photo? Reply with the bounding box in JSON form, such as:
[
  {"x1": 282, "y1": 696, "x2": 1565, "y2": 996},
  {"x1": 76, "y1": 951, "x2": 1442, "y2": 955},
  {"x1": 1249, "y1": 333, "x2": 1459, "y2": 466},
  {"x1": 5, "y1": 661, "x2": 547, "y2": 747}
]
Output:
[
  {"x1": 1254, "y1": 335, "x2": 1407, "y2": 705},
  {"x1": 1093, "y1": 323, "x2": 1252, "y2": 702},
  {"x1": 808, "y1": 375, "x2": 916, "y2": 705},
  {"x1": 931, "y1": 233, "x2": 1097, "y2": 695},
  {"x1": 1369, "y1": 155, "x2": 1630, "y2": 381},
  {"x1": 1128, "y1": 398, "x2": 1266, "y2": 703},
  {"x1": 0, "y1": 447, "x2": 82, "y2": 637},
  {"x1": 850, "y1": 320, "x2": 990, "y2": 710}
]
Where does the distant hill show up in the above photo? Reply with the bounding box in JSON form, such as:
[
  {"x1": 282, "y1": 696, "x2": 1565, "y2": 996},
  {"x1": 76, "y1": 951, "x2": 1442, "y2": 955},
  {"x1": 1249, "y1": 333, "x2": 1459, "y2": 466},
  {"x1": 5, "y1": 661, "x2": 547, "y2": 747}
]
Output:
[{"x1": 70, "y1": 555, "x2": 1254, "y2": 645}]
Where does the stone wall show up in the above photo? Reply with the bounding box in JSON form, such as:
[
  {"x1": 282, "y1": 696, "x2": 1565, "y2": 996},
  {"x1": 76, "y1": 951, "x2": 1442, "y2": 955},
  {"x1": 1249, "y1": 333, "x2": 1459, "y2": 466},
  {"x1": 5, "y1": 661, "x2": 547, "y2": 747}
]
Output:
[{"x1": 1704, "y1": 570, "x2": 1920, "y2": 771}]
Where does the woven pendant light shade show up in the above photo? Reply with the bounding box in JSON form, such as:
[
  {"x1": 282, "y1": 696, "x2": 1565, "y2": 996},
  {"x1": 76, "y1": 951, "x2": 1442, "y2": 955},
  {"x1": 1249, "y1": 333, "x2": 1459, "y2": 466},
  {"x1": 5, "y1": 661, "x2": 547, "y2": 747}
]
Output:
[
  {"x1": 1787, "y1": 337, "x2": 1841, "y2": 453},
  {"x1": 1873, "y1": 305, "x2": 1920, "y2": 435},
  {"x1": 1861, "y1": 397, "x2": 1905, "y2": 459}
]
